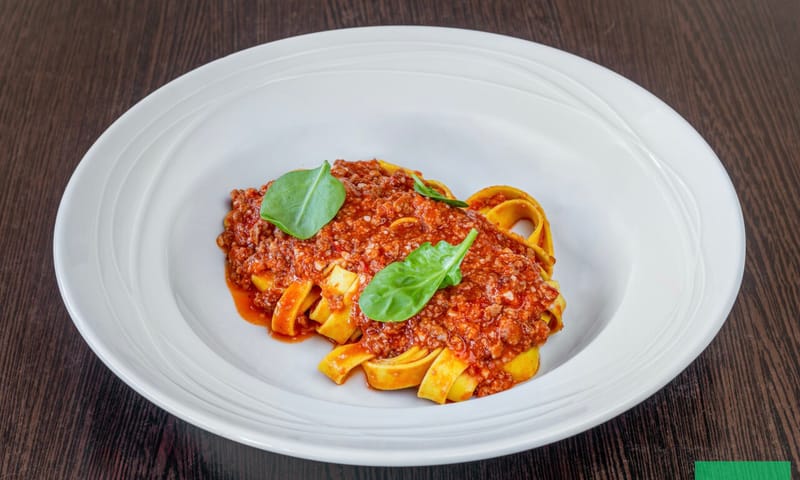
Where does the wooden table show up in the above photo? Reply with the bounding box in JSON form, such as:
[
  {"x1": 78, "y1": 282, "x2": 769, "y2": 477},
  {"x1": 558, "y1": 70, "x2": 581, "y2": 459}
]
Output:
[{"x1": 2, "y1": 1, "x2": 798, "y2": 478}]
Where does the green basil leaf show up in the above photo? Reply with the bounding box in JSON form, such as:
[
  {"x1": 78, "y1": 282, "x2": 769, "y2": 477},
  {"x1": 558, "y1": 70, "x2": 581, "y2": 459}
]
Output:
[
  {"x1": 359, "y1": 228, "x2": 479, "y2": 322},
  {"x1": 260, "y1": 160, "x2": 346, "y2": 240},
  {"x1": 411, "y1": 173, "x2": 469, "y2": 208}
]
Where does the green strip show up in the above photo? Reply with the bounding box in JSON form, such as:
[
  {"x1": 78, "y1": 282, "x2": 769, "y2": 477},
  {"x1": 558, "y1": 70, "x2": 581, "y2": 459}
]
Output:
[{"x1": 695, "y1": 461, "x2": 791, "y2": 480}]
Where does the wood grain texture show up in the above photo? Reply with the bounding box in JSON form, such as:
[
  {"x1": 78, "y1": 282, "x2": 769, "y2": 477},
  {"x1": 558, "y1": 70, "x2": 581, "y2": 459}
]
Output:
[{"x1": 1, "y1": 0, "x2": 798, "y2": 478}]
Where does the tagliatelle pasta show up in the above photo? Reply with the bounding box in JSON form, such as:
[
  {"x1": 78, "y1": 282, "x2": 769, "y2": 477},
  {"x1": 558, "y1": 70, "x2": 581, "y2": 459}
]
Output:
[{"x1": 217, "y1": 159, "x2": 565, "y2": 402}]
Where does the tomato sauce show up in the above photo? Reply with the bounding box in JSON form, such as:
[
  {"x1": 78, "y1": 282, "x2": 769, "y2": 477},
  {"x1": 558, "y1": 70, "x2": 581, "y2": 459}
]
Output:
[{"x1": 217, "y1": 160, "x2": 559, "y2": 396}]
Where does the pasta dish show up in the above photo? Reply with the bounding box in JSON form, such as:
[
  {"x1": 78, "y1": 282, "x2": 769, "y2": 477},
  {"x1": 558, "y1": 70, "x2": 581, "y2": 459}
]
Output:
[{"x1": 217, "y1": 159, "x2": 565, "y2": 403}]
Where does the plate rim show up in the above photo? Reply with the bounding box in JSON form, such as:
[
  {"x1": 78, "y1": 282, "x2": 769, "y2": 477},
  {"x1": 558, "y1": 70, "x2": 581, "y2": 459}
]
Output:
[{"x1": 54, "y1": 25, "x2": 746, "y2": 466}]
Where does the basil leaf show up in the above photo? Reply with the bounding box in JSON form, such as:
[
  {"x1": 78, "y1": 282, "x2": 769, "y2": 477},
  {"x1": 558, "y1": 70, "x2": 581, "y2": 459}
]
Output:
[
  {"x1": 260, "y1": 160, "x2": 346, "y2": 240},
  {"x1": 411, "y1": 173, "x2": 469, "y2": 208},
  {"x1": 359, "y1": 228, "x2": 479, "y2": 322}
]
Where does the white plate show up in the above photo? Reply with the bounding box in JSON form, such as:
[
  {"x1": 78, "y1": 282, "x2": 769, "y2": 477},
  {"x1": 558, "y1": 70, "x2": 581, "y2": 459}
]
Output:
[{"x1": 54, "y1": 26, "x2": 744, "y2": 466}]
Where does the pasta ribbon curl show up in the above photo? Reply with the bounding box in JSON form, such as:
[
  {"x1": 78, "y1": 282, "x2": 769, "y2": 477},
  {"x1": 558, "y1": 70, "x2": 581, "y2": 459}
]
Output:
[{"x1": 310, "y1": 265, "x2": 361, "y2": 343}]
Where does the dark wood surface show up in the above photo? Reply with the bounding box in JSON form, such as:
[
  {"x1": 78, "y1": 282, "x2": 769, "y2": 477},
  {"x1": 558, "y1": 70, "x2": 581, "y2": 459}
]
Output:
[{"x1": 2, "y1": 0, "x2": 798, "y2": 478}]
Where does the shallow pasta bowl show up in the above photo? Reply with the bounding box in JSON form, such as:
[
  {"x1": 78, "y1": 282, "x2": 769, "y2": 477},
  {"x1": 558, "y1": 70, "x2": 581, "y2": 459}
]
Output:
[{"x1": 54, "y1": 26, "x2": 745, "y2": 466}]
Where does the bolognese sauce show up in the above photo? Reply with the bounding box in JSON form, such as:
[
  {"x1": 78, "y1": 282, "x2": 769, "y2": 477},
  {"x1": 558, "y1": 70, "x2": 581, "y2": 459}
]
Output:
[{"x1": 217, "y1": 159, "x2": 561, "y2": 398}]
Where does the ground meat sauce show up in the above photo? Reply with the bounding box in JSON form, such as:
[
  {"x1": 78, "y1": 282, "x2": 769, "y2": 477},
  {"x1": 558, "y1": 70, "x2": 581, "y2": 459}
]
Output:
[{"x1": 217, "y1": 160, "x2": 559, "y2": 397}]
